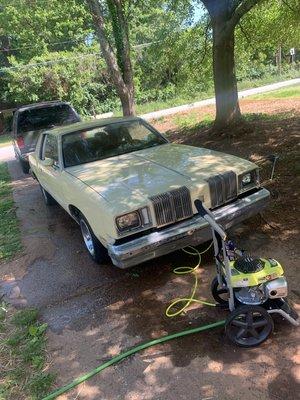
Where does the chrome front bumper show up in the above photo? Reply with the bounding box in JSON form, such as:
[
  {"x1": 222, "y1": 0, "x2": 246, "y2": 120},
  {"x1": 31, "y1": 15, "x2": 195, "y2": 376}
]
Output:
[{"x1": 108, "y1": 188, "x2": 270, "y2": 269}]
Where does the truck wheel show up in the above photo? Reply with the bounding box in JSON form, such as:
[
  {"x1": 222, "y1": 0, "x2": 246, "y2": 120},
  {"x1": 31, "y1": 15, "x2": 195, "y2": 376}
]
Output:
[
  {"x1": 20, "y1": 158, "x2": 30, "y2": 174},
  {"x1": 40, "y1": 185, "x2": 56, "y2": 206},
  {"x1": 79, "y1": 214, "x2": 109, "y2": 265},
  {"x1": 225, "y1": 305, "x2": 274, "y2": 348}
]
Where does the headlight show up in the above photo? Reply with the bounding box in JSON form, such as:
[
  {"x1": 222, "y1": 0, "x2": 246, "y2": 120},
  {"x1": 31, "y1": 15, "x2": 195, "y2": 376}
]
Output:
[
  {"x1": 116, "y1": 211, "x2": 141, "y2": 232},
  {"x1": 239, "y1": 169, "x2": 259, "y2": 191},
  {"x1": 242, "y1": 173, "x2": 252, "y2": 186}
]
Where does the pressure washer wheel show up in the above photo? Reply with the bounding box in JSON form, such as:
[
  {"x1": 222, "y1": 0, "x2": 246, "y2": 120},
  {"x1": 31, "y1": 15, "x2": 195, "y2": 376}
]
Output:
[
  {"x1": 211, "y1": 276, "x2": 229, "y2": 305},
  {"x1": 225, "y1": 305, "x2": 274, "y2": 347}
]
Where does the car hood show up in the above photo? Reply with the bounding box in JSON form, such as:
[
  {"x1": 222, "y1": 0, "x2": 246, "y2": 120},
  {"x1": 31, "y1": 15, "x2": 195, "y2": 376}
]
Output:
[{"x1": 67, "y1": 144, "x2": 257, "y2": 212}]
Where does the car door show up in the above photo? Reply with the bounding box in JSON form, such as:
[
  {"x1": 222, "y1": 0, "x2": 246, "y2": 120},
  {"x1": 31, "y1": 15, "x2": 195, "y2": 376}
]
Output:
[{"x1": 38, "y1": 133, "x2": 63, "y2": 203}]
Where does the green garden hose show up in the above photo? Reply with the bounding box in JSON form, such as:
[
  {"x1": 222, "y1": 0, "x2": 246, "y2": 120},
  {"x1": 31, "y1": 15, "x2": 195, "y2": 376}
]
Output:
[
  {"x1": 42, "y1": 319, "x2": 225, "y2": 400},
  {"x1": 42, "y1": 243, "x2": 222, "y2": 399}
]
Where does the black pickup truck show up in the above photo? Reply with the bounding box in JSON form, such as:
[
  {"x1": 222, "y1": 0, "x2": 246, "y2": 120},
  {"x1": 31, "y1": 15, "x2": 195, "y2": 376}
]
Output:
[{"x1": 12, "y1": 100, "x2": 80, "y2": 173}]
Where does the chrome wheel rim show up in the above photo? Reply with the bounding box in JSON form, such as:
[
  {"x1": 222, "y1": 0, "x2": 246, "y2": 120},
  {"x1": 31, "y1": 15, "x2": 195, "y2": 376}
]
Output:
[{"x1": 80, "y1": 220, "x2": 95, "y2": 256}]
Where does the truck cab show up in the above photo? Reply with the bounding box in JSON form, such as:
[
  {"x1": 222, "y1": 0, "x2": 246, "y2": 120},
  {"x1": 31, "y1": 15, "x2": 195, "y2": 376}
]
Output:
[{"x1": 12, "y1": 100, "x2": 80, "y2": 173}]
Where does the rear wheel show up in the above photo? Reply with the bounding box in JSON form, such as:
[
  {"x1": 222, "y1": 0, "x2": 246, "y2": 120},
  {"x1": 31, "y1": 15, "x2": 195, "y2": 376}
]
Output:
[
  {"x1": 225, "y1": 305, "x2": 274, "y2": 347},
  {"x1": 19, "y1": 158, "x2": 30, "y2": 174},
  {"x1": 40, "y1": 185, "x2": 56, "y2": 206},
  {"x1": 79, "y1": 214, "x2": 109, "y2": 265}
]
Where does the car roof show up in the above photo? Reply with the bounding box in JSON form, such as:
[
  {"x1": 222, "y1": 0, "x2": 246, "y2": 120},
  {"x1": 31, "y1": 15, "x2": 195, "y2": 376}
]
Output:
[
  {"x1": 44, "y1": 116, "x2": 143, "y2": 137},
  {"x1": 17, "y1": 100, "x2": 71, "y2": 113}
]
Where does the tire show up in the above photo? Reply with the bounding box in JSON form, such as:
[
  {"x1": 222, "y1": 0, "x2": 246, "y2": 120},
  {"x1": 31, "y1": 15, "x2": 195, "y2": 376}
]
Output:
[
  {"x1": 40, "y1": 184, "x2": 56, "y2": 206},
  {"x1": 79, "y1": 214, "x2": 109, "y2": 265},
  {"x1": 225, "y1": 305, "x2": 274, "y2": 348},
  {"x1": 211, "y1": 276, "x2": 229, "y2": 305},
  {"x1": 20, "y1": 158, "x2": 30, "y2": 174}
]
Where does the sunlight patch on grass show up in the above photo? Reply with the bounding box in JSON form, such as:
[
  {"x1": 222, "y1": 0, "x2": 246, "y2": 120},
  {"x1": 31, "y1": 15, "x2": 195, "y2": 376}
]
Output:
[
  {"x1": 173, "y1": 112, "x2": 199, "y2": 128},
  {"x1": 0, "y1": 163, "x2": 22, "y2": 262},
  {"x1": 171, "y1": 113, "x2": 213, "y2": 131},
  {"x1": 249, "y1": 85, "x2": 300, "y2": 100}
]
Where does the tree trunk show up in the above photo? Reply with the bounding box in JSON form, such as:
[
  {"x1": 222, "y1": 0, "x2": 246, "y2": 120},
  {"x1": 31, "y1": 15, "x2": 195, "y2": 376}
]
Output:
[
  {"x1": 119, "y1": 84, "x2": 135, "y2": 116},
  {"x1": 212, "y1": 25, "x2": 241, "y2": 127},
  {"x1": 86, "y1": 0, "x2": 136, "y2": 117}
]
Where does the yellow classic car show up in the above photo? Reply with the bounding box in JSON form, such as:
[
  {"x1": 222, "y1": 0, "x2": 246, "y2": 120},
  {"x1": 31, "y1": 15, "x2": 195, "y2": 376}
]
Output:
[{"x1": 29, "y1": 117, "x2": 270, "y2": 268}]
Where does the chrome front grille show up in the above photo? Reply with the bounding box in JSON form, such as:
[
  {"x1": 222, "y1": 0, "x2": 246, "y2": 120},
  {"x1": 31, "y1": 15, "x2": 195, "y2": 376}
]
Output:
[
  {"x1": 207, "y1": 171, "x2": 237, "y2": 208},
  {"x1": 150, "y1": 186, "x2": 193, "y2": 228}
]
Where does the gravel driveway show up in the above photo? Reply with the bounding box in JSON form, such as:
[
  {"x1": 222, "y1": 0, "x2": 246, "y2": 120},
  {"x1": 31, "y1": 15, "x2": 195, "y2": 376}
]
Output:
[{"x1": 0, "y1": 149, "x2": 299, "y2": 400}]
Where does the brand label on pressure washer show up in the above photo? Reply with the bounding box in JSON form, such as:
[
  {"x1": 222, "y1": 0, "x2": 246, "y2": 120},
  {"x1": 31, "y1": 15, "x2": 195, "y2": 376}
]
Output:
[{"x1": 235, "y1": 278, "x2": 249, "y2": 287}]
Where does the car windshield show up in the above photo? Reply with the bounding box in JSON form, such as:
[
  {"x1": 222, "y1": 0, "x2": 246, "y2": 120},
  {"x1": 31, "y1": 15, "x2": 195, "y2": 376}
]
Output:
[
  {"x1": 17, "y1": 104, "x2": 79, "y2": 134},
  {"x1": 62, "y1": 120, "x2": 167, "y2": 167}
]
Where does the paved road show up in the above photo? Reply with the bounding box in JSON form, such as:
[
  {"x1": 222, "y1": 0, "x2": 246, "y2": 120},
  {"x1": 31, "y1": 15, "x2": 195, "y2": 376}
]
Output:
[{"x1": 141, "y1": 78, "x2": 300, "y2": 120}]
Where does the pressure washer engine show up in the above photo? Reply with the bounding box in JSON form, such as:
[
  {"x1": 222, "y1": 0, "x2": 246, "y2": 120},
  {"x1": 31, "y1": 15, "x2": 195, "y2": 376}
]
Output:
[{"x1": 194, "y1": 199, "x2": 299, "y2": 347}]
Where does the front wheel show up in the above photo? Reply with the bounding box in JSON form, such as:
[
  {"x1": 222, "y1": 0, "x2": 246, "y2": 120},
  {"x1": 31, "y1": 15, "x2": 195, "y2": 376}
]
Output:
[
  {"x1": 225, "y1": 305, "x2": 274, "y2": 347},
  {"x1": 79, "y1": 215, "x2": 109, "y2": 265},
  {"x1": 40, "y1": 185, "x2": 56, "y2": 206}
]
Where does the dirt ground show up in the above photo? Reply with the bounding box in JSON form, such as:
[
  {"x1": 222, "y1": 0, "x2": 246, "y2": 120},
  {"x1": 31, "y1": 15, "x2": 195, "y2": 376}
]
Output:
[{"x1": 0, "y1": 98, "x2": 299, "y2": 400}]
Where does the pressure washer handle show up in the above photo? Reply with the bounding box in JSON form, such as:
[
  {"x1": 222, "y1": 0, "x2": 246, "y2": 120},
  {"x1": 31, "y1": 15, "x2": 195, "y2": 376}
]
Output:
[{"x1": 194, "y1": 199, "x2": 227, "y2": 240}]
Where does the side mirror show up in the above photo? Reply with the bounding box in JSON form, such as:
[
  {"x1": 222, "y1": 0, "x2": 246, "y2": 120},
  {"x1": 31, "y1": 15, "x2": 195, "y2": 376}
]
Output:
[{"x1": 41, "y1": 157, "x2": 54, "y2": 167}]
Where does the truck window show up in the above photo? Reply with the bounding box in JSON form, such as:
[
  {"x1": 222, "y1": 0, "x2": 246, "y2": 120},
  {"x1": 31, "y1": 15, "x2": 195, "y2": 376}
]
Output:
[{"x1": 17, "y1": 104, "x2": 79, "y2": 135}]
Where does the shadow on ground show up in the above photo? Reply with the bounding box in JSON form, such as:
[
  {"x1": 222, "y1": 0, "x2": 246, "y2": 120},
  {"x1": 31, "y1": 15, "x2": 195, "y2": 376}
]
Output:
[{"x1": 0, "y1": 109, "x2": 299, "y2": 399}]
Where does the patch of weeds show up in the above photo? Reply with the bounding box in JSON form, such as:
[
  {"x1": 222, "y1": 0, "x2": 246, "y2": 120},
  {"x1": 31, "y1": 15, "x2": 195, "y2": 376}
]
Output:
[
  {"x1": 172, "y1": 113, "x2": 213, "y2": 131},
  {"x1": 0, "y1": 304, "x2": 55, "y2": 399},
  {"x1": 26, "y1": 372, "x2": 56, "y2": 398},
  {"x1": 243, "y1": 112, "x2": 294, "y2": 122},
  {"x1": 196, "y1": 114, "x2": 213, "y2": 128},
  {"x1": 173, "y1": 112, "x2": 199, "y2": 128},
  {"x1": 0, "y1": 162, "x2": 22, "y2": 261},
  {"x1": 12, "y1": 308, "x2": 38, "y2": 327}
]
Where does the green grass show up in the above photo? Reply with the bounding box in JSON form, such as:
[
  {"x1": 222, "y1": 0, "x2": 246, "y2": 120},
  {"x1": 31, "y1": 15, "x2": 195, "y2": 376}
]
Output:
[
  {"x1": 172, "y1": 113, "x2": 213, "y2": 130},
  {"x1": 249, "y1": 84, "x2": 300, "y2": 100},
  {"x1": 0, "y1": 134, "x2": 12, "y2": 148},
  {"x1": 0, "y1": 163, "x2": 22, "y2": 261},
  {"x1": 111, "y1": 72, "x2": 300, "y2": 116},
  {"x1": 0, "y1": 304, "x2": 55, "y2": 399},
  {"x1": 237, "y1": 70, "x2": 299, "y2": 91},
  {"x1": 135, "y1": 90, "x2": 215, "y2": 115}
]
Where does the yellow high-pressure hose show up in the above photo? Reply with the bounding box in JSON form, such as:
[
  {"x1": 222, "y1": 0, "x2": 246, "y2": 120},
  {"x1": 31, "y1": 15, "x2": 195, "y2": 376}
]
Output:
[{"x1": 165, "y1": 242, "x2": 216, "y2": 317}]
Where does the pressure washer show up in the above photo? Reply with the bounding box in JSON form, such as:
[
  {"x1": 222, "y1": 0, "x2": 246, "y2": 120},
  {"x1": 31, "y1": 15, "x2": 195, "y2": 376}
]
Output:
[
  {"x1": 193, "y1": 199, "x2": 299, "y2": 347},
  {"x1": 42, "y1": 199, "x2": 299, "y2": 399}
]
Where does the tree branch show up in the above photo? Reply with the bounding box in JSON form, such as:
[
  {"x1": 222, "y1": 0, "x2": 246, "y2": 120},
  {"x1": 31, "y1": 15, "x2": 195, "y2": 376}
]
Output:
[
  {"x1": 231, "y1": 0, "x2": 243, "y2": 12},
  {"x1": 238, "y1": 21, "x2": 255, "y2": 50},
  {"x1": 199, "y1": 19, "x2": 211, "y2": 64},
  {"x1": 200, "y1": 0, "x2": 216, "y2": 19},
  {"x1": 227, "y1": 0, "x2": 262, "y2": 31},
  {"x1": 86, "y1": 0, "x2": 126, "y2": 94},
  {"x1": 281, "y1": 0, "x2": 297, "y2": 13},
  {"x1": 112, "y1": 0, "x2": 133, "y2": 86}
]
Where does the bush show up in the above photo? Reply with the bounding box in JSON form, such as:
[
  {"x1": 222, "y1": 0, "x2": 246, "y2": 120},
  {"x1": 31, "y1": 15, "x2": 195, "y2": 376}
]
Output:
[{"x1": 1, "y1": 52, "x2": 119, "y2": 117}]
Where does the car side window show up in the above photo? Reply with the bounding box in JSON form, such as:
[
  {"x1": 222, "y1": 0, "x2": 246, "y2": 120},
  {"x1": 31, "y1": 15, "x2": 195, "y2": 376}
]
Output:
[{"x1": 41, "y1": 135, "x2": 59, "y2": 164}]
